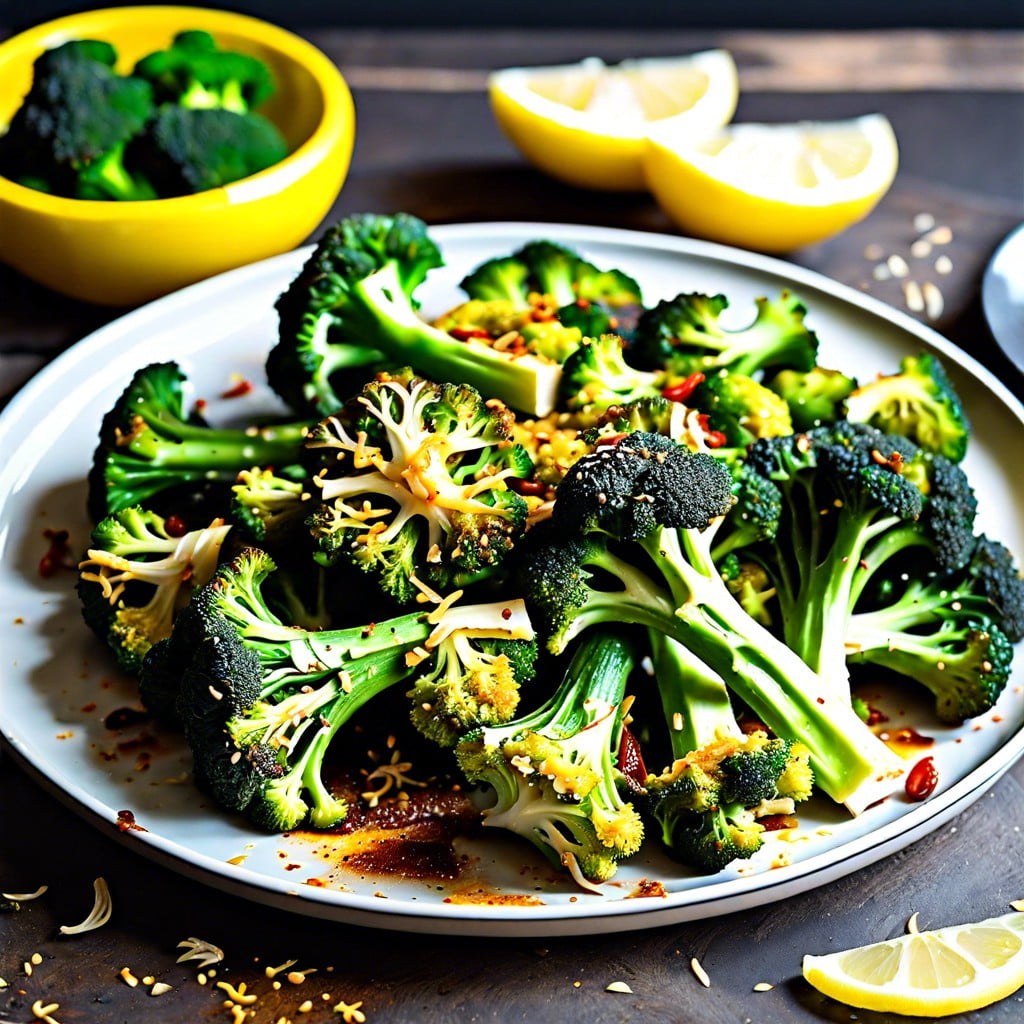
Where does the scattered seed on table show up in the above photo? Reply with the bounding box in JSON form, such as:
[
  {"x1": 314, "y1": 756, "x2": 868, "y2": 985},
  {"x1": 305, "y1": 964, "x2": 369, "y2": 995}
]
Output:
[
  {"x1": 691, "y1": 957, "x2": 711, "y2": 987},
  {"x1": 910, "y1": 239, "x2": 933, "y2": 259},
  {"x1": 913, "y1": 212, "x2": 936, "y2": 233},
  {"x1": 934, "y1": 254, "x2": 953, "y2": 275},
  {"x1": 922, "y1": 281, "x2": 944, "y2": 320},
  {"x1": 887, "y1": 254, "x2": 910, "y2": 278},
  {"x1": 863, "y1": 243, "x2": 885, "y2": 261},
  {"x1": 903, "y1": 280, "x2": 925, "y2": 313}
]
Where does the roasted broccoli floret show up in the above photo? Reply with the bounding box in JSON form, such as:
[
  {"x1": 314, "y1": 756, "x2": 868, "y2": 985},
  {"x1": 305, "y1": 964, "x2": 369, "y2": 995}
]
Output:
[
  {"x1": 460, "y1": 239, "x2": 644, "y2": 340},
  {"x1": 147, "y1": 548, "x2": 535, "y2": 830},
  {"x1": 304, "y1": 370, "x2": 532, "y2": 604},
  {"x1": 132, "y1": 29, "x2": 274, "y2": 113},
  {"x1": 631, "y1": 290, "x2": 818, "y2": 377},
  {"x1": 844, "y1": 352, "x2": 970, "y2": 462},
  {"x1": 230, "y1": 467, "x2": 309, "y2": 547},
  {"x1": 766, "y1": 365, "x2": 857, "y2": 431},
  {"x1": 559, "y1": 334, "x2": 661, "y2": 413},
  {"x1": 87, "y1": 361, "x2": 310, "y2": 521},
  {"x1": 268, "y1": 213, "x2": 563, "y2": 417},
  {"x1": 0, "y1": 40, "x2": 156, "y2": 200},
  {"x1": 127, "y1": 104, "x2": 287, "y2": 196},
  {"x1": 516, "y1": 432, "x2": 906, "y2": 813},
  {"x1": 690, "y1": 370, "x2": 794, "y2": 446},
  {"x1": 846, "y1": 536, "x2": 1023, "y2": 722},
  {"x1": 742, "y1": 422, "x2": 978, "y2": 697},
  {"x1": 456, "y1": 631, "x2": 643, "y2": 888},
  {"x1": 644, "y1": 730, "x2": 812, "y2": 874},
  {"x1": 77, "y1": 506, "x2": 231, "y2": 675}
]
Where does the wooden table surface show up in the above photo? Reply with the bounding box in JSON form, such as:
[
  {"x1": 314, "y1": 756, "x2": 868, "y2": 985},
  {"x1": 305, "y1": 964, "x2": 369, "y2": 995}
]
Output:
[{"x1": 2, "y1": 27, "x2": 1023, "y2": 1024}]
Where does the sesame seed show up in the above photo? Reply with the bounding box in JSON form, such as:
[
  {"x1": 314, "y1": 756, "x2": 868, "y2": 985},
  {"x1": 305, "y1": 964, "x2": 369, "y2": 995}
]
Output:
[
  {"x1": 907, "y1": 911, "x2": 921, "y2": 934},
  {"x1": 672, "y1": 712, "x2": 683, "y2": 731},
  {"x1": 902, "y1": 280, "x2": 925, "y2": 313},
  {"x1": 753, "y1": 982, "x2": 774, "y2": 991},
  {"x1": 872, "y1": 263, "x2": 892, "y2": 281},
  {"x1": 910, "y1": 239, "x2": 932, "y2": 259},
  {"x1": 606, "y1": 981, "x2": 633, "y2": 993},
  {"x1": 934, "y1": 254, "x2": 953, "y2": 275},
  {"x1": 887, "y1": 254, "x2": 910, "y2": 278},
  {"x1": 924, "y1": 225, "x2": 953, "y2": 246},
  {"x1": 30, "y1": 953, "x2": 42, "y2": 966},
  {"x1": 922, "y1": 281, "x2": 944, "y2": 320},
  {"x1": 863, "y1": 243, "x2": 885, "y2": 261},
  {"x1": 913, "y1": 212, "x2": 936, "y2": 233},
  {"x1": 151, "y1": 982, "x2": 173, "y2": 996}
]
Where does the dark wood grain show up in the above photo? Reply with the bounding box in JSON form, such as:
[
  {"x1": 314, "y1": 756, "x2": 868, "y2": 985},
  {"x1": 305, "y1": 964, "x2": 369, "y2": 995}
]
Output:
[{"x1": 1, "y1": 27, "x2": 1023, "y2": 1024}]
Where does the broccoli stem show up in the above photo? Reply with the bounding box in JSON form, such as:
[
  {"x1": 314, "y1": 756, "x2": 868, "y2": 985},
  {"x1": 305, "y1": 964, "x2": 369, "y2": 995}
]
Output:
[{"x1": 356, "y1": 263, "x2": 562, "y2": 416}]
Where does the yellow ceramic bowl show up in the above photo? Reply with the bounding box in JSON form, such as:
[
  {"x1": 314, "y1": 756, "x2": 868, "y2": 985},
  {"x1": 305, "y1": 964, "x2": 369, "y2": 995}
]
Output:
[{"x1": 0, "y1": 6, "x2": 355, "y2": 305}]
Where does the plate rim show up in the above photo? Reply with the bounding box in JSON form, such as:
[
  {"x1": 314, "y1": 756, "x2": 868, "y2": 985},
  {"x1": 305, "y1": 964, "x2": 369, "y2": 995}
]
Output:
[{"x1": 2, "y1": 220, "x2": 1023, "y2": 936}]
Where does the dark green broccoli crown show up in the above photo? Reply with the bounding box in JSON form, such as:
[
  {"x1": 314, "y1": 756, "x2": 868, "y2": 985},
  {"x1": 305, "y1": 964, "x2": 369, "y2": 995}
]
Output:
[
  {"x1": 844, "y1": 351, "x2": 970, "y2": 462},
  {"x1": 268, "y1": 213, "x2": 443, "y2": 415},
  {"x1": 558, "y1": 334, "x2": 660, "y2": 413},
  {"x1": 553, "y1": 432, "x2": 734, "y2": 539},
  {"x1": 133, "y1": 29, "x2": 275, "y2": 112},
  {"x1": 719, "y1": 736, "x2": 796, "y2": 806},
  {"x1": 723, "y1": 464, "x2": 783, "y2": 547},
  {"x1": 633, "y1": 290, "x2": 818, "y2": 378},
  {"x1": 966, "y1": 536, "x2": 1024, "y2": 642},
  {"x1": 134, "y1": 105, "x2": 287, "y2": 195},
  {"x1": 0, "y1": 45, "x2": 154, "y2": 195},
  {"x1": 765, "y1": 365, "x2": 857, "y2": 432},
  {"x1": 917, "y1": 453, "x2": 978, "y2": 572}
]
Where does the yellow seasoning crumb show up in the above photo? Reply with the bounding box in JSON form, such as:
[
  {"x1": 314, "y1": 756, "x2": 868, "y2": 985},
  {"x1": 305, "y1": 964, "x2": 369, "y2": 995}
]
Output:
[
  {"x1": 31, "y1": 1000, "x2": 61, "y2": 1024},
  {"x1": 150, "y1": 982, "x2": 173, "y2": 996},
  {"x1": 228, "y1": 1006, "x2": 248, "y2": 1024},
  {"x1": 606, "y1": 981, "x2": 633, "y2": 993},
  {"x1": 333, "y1": 1000, "x2": 366, "y2": 1024},
  {"x1": 287, "y1": 969, "x2": 317, "y2": 984},
  {"x1": 265, "y1": 959, "x2": 298, "y2": 979},
  {"x1": 23, "y1": 962, "x2": 32, "y2": 977},
  {"x1": 272, "y1": 980, "x2": 282, "y2": 990},
  {"x1": 217, "y1": 980, "x2": 258, "y2": 1005},
  {"x1": 119, "y1": 967, "x2": 138, "y2": 988},
  {"x1": 298, "y1": 1000, "x2": 314, "y2": 1013},
  {"x1": 31, "y1": 953, "x2": 43, "y2": 966},
  {"x1": 142, "y1": 976, "x2": 155, "y2": 986},
  {"x1": 753, "y1": 981, "x2": 774, "y2": 992},
  {"x1": 197, "y1": 973, "x2": 208, "y2": 985},
  {"x1": 573, "y1": 980, "x2": 582, "y2": 988},
  {"x1": 690, "y1": 957, "x2": 711, "y2": 988}
]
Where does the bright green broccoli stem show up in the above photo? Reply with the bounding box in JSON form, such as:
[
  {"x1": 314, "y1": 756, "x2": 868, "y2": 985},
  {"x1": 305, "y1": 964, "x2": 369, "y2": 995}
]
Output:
[
  {"x1": 640, "y1": 521, "x2": 904, "y2": 814},
  {"x1": 647, "y1": 630, "x2": 741, "y2": 760},
  {"x1": 354, "y1": 262, "x2": 562, "y2": 416},
  {"x1": 778, "y1": 503, "x2": 907, "y2": 699},
  {"x1": 236, "y1": 643, "x2": 414, "y2": 830},
  {"x1": 77, "y1": 142, "x2": 158, "y2": 201}
]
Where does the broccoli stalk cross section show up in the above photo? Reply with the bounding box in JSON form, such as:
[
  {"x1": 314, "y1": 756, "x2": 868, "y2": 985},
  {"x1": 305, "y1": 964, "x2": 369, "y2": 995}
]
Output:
[
  {"x1": 456, "y1": 631, "x2": 643, "y2": 888},
  {"x1": 518, "y1": 432, "x2": 906, "y2": 815}
]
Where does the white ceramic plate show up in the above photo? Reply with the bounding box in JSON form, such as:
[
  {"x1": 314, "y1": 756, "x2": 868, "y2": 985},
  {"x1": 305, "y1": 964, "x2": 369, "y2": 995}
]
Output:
[{"x1": 2, "y1": 223, "x2": 1023, "y2": 937}]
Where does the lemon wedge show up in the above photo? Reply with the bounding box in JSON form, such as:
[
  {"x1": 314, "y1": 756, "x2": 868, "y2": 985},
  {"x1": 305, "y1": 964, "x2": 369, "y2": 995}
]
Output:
[
  {"x1": 802, "y1": 908, "x2": 1024, "y2": 1017},
  {"x1": 489, "y1": 50, "x2": 738, "y2": 191},
  {"x1": 644, "y1": 114, "x2": 898, "y2": 252}
]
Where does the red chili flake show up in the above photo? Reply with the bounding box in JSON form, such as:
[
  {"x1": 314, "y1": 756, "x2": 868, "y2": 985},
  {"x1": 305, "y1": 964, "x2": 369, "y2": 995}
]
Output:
[
  {"x1": 508, "y1": 477, "x2": 547, "y2": 497},
  {"x1": 816, "y1": 697, "x2": 826, "y2": 705},
  {"x1": 39, "y1": 528, "x2": 75, "y2": 578},
  {"x1": 865, "y1": 705, "x2": 889, "y2": 726},
  {"x1": 163, "y1": 514, "x2": 188, "y2": 537},
  {"x1": 617, "y1": 726, "x2": 648, "y2": 791},
  {"x1": 193, "y1": 398, "x2": 208, "y2": 414},
  {"x1": 115, "y1": 809, "x2": 147, "y2": 832},
  {"x1": 705, "y1": 431, "x2": 728, "y2": 449},
  {"x1": 221, "y1": 378, "x2": 254, "y2": 399},
  {"x1": 661, "y1": 372, "x2": 706, "y2": 404},
  {"x1": 759, "y1": 814, "x2": 798, "y2": 832},
  {"x1": 595, "y1": 432, "x2": 629, "y2": 447},
  {"x1": 448, "y1": 327, "x2": 492, "y2": 341},
  {"x1": 501, "y1": 607, "x2": 513, "y2": 620},
  {"x1": 905, "y1": 756, "x2": 938, "y2": 801}
]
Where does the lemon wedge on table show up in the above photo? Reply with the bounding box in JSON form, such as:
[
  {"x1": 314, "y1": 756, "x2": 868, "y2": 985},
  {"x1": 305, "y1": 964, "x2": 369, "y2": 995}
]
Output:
[
  {"x1": 802, "y1": 908, "x2": 1024, "y2": 1017},
  {"x1": 489, "y1": 50, "x2": 738, "y2": 191},
  {"x1": 644, "y1": 114, "x2": 899, "y2": 252}
]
